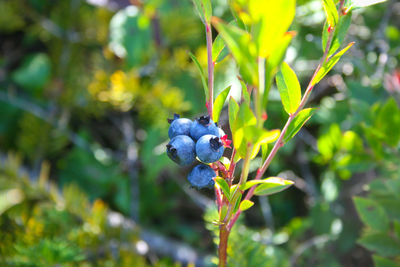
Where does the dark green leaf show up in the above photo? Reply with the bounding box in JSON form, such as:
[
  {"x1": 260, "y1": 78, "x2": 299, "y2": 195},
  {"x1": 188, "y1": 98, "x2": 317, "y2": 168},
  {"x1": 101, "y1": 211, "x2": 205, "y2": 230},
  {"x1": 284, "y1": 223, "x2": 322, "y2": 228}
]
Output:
[
  {"x1": 354, "y1": 197, "x2": 389, "y2": 231},
  {"x1": 284, "y1": 108, "x2": 316, "y2": 143},
  {"x1": 358, "y1": 233, "x2": 400, "y2": 257},
  {"x1": 372, "y1": 255, "x2": 399, "y2": 267}
]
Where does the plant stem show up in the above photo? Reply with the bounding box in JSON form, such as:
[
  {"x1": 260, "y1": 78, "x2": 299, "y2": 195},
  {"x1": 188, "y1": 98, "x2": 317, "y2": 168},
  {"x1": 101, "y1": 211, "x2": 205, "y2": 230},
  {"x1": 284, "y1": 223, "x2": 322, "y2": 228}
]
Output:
[
  {"x1": 227, "y1": 17, "x2": 339, "y2": 231},
  {"x1": 218, "y1": 225, "x2": 229, "y2": 267},
  {"x1": 206, "y1": 23, "x2": 214, "y2": 118}
]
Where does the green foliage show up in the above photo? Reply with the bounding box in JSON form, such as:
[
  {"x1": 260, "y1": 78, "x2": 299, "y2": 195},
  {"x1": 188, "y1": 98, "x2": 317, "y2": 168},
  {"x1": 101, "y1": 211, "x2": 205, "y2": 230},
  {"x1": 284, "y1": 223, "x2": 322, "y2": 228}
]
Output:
[{"x1": 276, "y1": 63, "x2": 302, "y2": 115}]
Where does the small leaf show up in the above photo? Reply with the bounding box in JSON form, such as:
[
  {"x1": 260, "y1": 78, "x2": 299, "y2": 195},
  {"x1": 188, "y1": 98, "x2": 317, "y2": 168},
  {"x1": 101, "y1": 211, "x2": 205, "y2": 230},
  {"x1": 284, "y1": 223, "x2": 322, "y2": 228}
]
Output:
[
  {"x1": 192, "y1": 0, "x2": 212, "y2": 24},
  {"x1": 353, "y1": 197, "x2": 389, "y2": 231},
  {"x1": 253, "y1": 177, "x2": 294, "y2": 196},
  {"x1": 322, "y1": 0, "x2": 339, "y2": 28},
  {"x1": 312, "y1": 42, "x2": 354, "y2": 86},
  {"x1": 189, "y1": 52, "x2": 209, "y2": 101},
  {"x1": 215, "y1": 177, "x2": 230, "y2": 199},
  {"x1": 213, "y1": 86, "x2": 231, "y2": 123},
  {"x1": 276, "y1": 62, "x2": 301, "y2": 114},
  {"x1": 239, "y1": 200, "x2": 254, "y2": 212},
  {"x1": 322, "y1": 12, "x2": 352, "y2": 57},
  {"x1": 240, "y1": 79, "x2": 251, "y2": 105},
  {"x1": 228, "y1": 97, "x2": 240, "y2": 134},
  {"x1": 358, "y1": 233, "x2": 400, "y2": 257},
  {"x1": 232, "y1": 192, "x2": 242, "y2": 214},
  {"x1": 284, "y1": 108, "x2": 316, "y2": 143},
  {"x1": 212, "y1": 34, "x2": 229, "y2": 63}
]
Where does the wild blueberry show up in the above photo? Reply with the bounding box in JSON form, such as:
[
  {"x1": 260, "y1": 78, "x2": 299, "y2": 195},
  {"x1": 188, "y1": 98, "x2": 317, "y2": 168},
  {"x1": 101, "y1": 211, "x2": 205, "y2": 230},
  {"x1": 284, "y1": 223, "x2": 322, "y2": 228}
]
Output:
[
  {"x1": 196, "y1": 134, "x2": 224, "y2": 163},
  {"x1": 168, "y1": 114, "x2": 193, "y2": 139},
  {"x1": 189, "y1": 115, "x2": 219, "y2": 141},
  {"x1": 187, "y1": 164, "x2": 216, "y2": 189},
  {"x1": 166, "y1": 135, "x2": 196, "y2": 166}
]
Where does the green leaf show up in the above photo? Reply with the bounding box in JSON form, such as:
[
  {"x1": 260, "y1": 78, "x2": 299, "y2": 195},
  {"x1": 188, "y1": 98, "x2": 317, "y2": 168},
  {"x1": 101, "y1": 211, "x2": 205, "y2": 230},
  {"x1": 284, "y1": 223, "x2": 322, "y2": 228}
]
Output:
[
  {"x1": 358, "y1": 233, "x2": 400, "y2": 257},
  {"x1": 322, "y1": 0, "x2": 339, "y2": 28},
  {"x1": 215, "y1": 177, "x2": 230, "y2": 199},
  {"x1": 249, "y1": 0, "x2": 295, "y2": 58},
  {"x1": 228, "y1": 97, "x2": 240, "y2": 134},
  {"x1": 189, "y1": 52, "x2": 209, "y2": 101},
  {"x1": 276, "y1": 62, "x2": 301, "y2": 114},
  {"x1": 253, "y1": 177, "x2": 294, "y2": 196},
  {"x1": 372, "y1": 255, "x2": 399, "y2": 267},
  {"x1": 240, "y1": 79, "x2": 251, "y2": 105},
  {"x1": 192, "y1": 0, "x2": 212, "y2": 24},
  {"x1": 241, "y1": 179, "x2": 270, "y2": 191},
  {"x1": 213, "y1": 18, "x2": 258, "y2": 85},
  {"x1": 284, "y1": 108, "x2": 316, "y2": 143},
  {"x1": 353, "y1": 197, "x2": 389, "y2": 231},
  {"x1": 323, "y1": 12, "x2": 352, "y2": 57},
  {"x1": 348, "y1": 0, "x2": 387, "y2": 9},
  {"x1": 12, "y1": 53, "x2": 51, "y2": 91},
  {"x1": 263, "y1": 32, "x2": 295, "y2": 108},
  {"x1": 312, "y1": 42, "x2": 354, "y2": 86},
  {"x1": 213, "y1": 86, "x2": 231, "y2": 123},
  {"x1": 212, "y1": 34, "x2": 229, "y2": 63},
  {"x1": 248, "y1": 127, "x2": 280, "y2": 159},
  {"x1": 232, "y1": 192, "x2": 242, "y2": 214},
  {"x1": 232, "y1": 102, "x2": 257, "y2": 158},
  {"x1": 239, "y1": 200, "x2": 254, "y2": 212},
  {"x1": 374, "y1": 97, "x2": 400, "y2": 147}
]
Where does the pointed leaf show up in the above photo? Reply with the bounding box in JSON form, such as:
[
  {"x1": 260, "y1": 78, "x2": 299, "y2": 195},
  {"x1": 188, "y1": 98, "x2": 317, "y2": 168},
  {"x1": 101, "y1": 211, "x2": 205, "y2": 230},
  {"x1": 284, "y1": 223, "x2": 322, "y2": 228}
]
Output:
[
  {"x1": 322, "y1": 0, "x2": 339, "y2": 28},
  {"x1": 254, "y1": 177, "x2": 294, "y2": 196},
  {"x1": 215, "y1": 177, "x2": 230, "y2": 199},
  {"x1": 228, "y1": 97, "x2": 239, "y2": 134},
  {"x1": 358, "y1": 233, "x2": 400, "y2": 257},
  {"x1": 239, "y1": 200, "x2": 254, "y2": 212},
  {"x1": 212, "y1": 18, "x2": 258, "y2": 85},
  {"x1": 212, "y1": 34, "x2": 229, "y2": 63},
  {"x1": 322, "y1": 12, "x2": 352, "y2": 57},
  {"x1": 354, "y1": 197, "x2": 389, "y2": 231},
  {"x1": 189, "y1": 52, "x2": 209, "y2": 101},
  {"x1": 372, "y1": 255, "x2": 399, "y2": 267},
  {"x1": 276, "y1": 62, "x2": 301, "y2": 114},
  {"x1": 284, "y1": 108, "x2": 316, "y2": 143},
  {"x1": 192, "y1": 0, "x2": 212, "y2": 24},
  {"x1": 213, "y1": 86, "x2": 231, "y2": 123},
  {"x1": 312, "y1": 42, "x2": 354, "y2": 86}
]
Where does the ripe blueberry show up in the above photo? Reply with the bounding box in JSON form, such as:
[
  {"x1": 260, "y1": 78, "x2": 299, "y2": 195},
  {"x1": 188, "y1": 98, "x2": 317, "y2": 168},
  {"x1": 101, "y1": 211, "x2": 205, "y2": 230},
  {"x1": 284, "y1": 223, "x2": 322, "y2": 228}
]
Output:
[
  {"x1": 187, "y1": 164, "x2": 216, "y2": 189},
  {"x1": 196, "y1": 134, "x2": 224, "y2": 163},
  {"x1": 168, "y1": 114, "x2": 193, "y2": 139},
  {"x1": 189, "y1": 115, "x2": 219, "y2": 141},
  {"x1": 166, "y1": 135, "x2": 196, "y2": 166}
]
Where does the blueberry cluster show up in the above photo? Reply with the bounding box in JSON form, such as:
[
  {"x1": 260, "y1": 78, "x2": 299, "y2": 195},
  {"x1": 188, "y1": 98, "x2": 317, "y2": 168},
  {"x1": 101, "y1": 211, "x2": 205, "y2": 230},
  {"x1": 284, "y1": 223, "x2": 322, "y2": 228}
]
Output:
[{"x1": 166, "y1": 114, "x2": 227, "y2": 189}]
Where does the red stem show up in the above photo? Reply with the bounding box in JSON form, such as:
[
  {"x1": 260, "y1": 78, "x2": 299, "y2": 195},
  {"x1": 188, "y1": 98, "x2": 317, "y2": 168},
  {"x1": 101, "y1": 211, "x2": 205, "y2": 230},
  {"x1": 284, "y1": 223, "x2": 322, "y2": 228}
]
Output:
[{"x1": 206, "y1": 24, "x2": 214, "y2": 118}]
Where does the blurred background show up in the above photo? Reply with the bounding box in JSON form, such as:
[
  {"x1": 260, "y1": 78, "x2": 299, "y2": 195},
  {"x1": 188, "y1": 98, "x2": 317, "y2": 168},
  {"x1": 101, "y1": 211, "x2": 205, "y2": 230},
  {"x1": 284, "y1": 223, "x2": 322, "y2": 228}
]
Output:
[{"x1": 0, "y1": 0, "x2": 399, "y2": 266}]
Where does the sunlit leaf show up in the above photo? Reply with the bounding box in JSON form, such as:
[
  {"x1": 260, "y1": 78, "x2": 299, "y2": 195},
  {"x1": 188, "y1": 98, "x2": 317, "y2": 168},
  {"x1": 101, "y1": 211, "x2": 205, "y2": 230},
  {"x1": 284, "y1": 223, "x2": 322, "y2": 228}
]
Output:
[
  {"x1": 322, "y1": 12, "x2": 352, "y2": 57},
  {"x1": 312, "y1": 42, "x2": 354, "y2": 86},
  {"x1": 276, "y1": 62, "x2": 301, "y2": 115},
  {"x1": 322, "y1": 0, "x2": 338, "y2": 28},
  {"x1": 253, "y1": 177, "x2": 294, "y2": 196},
  {"x1": 213, "y1": 86, "x2": 231, "y2": 123},
  {"x1": 284, "y1": 108, "x2": 316, "y2": 143},
  {"x1": 212, "y1": 34, "x2": 229, "y2": 63},
  {"x1": 213, "y1": 18, "x2": 258, "y2": 85},
  {"x1": 228, "y1": 97, "x2": 240, "y2": 134},
  {"x1": 239, "y1": 200, "x2": 254, "y2": 211},
  {"x1": 192, "y1": 0, "x2": 212, "y2": 24}
]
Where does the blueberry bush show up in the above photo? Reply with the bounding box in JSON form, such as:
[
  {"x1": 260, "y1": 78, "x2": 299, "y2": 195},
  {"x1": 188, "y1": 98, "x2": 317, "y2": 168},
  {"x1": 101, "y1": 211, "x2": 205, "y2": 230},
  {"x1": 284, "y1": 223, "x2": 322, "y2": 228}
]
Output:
[{"x1": 0, "y1": 0, "x2": 399, "y2": 266}]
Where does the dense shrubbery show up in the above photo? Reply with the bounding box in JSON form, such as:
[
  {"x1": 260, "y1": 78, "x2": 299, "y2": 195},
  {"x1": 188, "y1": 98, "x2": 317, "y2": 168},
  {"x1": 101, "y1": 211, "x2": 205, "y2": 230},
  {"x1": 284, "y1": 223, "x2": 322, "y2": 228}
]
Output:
[{"x1": 0, "y1": 0, "x2": 399, "y2": 266}]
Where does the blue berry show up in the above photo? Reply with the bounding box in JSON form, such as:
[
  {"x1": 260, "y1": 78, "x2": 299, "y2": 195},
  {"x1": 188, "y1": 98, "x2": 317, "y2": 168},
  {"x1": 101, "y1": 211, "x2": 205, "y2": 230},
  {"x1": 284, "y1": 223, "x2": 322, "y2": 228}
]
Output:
[
  {"x1": 166, "y1": 135, "x2": 196, "y2": 166},
  {"x1": 196, "y1": 134, "x2": 224, "y2": 163},
  {"x1": 189, "y1": 115, "x2": 219, "y2": 141},
  {"x1": 168, "y1": 114, "x2": 193, "y2": 139},
  {"x1": 187, "y1": 164, "x2": 216, "y2": 189}
]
